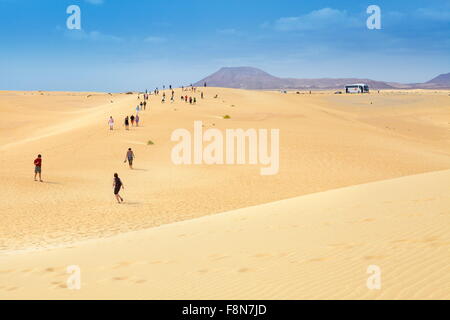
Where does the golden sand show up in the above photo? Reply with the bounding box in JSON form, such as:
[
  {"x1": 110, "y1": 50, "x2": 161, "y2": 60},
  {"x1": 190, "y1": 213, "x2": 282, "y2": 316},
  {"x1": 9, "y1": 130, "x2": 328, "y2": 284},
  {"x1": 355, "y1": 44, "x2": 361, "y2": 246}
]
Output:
[{"x1": 0, "y1": 88, "x2": 449, "y2": 299}]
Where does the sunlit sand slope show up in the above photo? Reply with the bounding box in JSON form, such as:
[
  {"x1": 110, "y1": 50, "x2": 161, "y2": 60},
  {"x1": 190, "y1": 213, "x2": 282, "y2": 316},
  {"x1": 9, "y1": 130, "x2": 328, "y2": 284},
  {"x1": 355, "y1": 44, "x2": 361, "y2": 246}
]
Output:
[{"x1": 0, "y1": 169, "x2": 448, "y2": 299}]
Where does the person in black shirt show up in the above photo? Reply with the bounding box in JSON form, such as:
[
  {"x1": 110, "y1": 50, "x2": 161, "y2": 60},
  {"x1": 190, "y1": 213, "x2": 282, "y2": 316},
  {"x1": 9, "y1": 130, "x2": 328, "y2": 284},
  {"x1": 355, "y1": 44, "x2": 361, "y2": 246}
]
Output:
[{"x1": 113, "y1": 173, "x2": 124, "y2": 203}]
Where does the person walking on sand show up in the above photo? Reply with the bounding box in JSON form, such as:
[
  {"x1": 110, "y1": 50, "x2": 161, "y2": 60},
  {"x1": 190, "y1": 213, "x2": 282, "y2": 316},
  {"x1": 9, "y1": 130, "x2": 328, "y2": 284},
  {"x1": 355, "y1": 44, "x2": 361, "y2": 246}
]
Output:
[
  {"x1": 135, "y1": 114, "x2": 140, "y2": 127},
  {"x1": 130, "y1": 115, "x2": 135, "y2": 126},
  {"x1": 108, "y1": 116, "x2": 114, "y2": 130},
  {"x1": 124, "y1": 148, "x2": 135, "y2": 169},
  {"x1": 113, "y1": 173, "x2": 124, "y2": 203},
  {"x1": 34, "y1": 154, "x2": 43, "y2": 182},
  {"x1": 124, "y1": 116, "x2": 129, "y2": 130},
  {"x1": 143, "y1": 101, "x2": 147, "y2": 110}
]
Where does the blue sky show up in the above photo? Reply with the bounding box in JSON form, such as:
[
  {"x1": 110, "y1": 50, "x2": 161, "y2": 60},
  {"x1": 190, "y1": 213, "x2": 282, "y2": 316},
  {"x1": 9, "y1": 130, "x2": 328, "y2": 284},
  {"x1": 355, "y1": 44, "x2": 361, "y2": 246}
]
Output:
[{"x1": 1, "y1": 0, "x2": 449, "y2": 91}]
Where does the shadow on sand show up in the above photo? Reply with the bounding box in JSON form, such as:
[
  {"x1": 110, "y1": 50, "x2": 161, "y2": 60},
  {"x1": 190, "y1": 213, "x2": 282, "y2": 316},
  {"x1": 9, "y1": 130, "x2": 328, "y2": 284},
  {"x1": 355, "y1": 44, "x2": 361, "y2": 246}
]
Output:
[
  {"x1": 121, "y1": 201, "x2": 142, "y2": 206},
  {"x1": 41, "y1": 181, "x2": 63, "y2": 185}
]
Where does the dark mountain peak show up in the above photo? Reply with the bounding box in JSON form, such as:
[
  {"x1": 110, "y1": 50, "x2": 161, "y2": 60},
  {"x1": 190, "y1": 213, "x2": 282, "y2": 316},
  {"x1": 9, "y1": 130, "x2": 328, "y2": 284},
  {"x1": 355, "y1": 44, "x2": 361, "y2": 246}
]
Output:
[
  {"x1": 216, "y1": 66, "x2": 274, "y2": 77},
  {"x1": 426, "y1": 72, "x2": 450, "y2": 85},
  {"x1": 195, "y1": 67, "x2": 281, "y2": 89}
]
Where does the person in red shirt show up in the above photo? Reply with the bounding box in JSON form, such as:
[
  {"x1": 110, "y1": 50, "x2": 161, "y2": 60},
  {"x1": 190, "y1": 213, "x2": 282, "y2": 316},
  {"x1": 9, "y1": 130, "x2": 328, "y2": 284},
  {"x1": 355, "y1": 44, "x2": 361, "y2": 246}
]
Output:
[{"x1": 34, "y1": 154, "x2": 43, "y2": 182}]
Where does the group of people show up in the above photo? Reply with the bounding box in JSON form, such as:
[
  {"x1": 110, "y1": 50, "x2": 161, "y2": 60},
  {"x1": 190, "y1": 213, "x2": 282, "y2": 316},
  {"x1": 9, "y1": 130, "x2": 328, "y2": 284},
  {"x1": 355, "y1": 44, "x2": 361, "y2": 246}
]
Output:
[
  {"x1": 125, "y1": 97, "x2": 149, "y2": 129},
  {"x1": 182, "y1": 83, "x2": 206, "y2": 92},
  {"x1": 114, "y1": 148, "x2": 136, "y2": 203},
  {"x1": 33, "y1": 147, "x2": 134, "y2": 204},
  {"x1": 161, "y1": 90, "x2": 179, "y2": 103},
  {"x1": 152, "y1": 85, "x2": 172, "y2": 95},
  {"x1": 112, "y1": 93, "x2": 148, "y2": 202},
  {"x1": 160, "y1": 88, "x2": 204, "y2": 105},
  {"x1": 139, "y1": 100, "x2": 147, "y2": 110},
  {"x1": 108, "y1": 114, "x2": 141, "y2": 131},
  {"x1": 182, "y1": 95, "x2": 197, "y2": 104},
  {"x1": 34, "y1": 84, "x2": 211, "y2": 203},
  {"x1": 139, "y1": 93, "x2": 150, "y2": 100},
  {"x1": 124, "y1": 113, "x2": 140, "y2": 129}
]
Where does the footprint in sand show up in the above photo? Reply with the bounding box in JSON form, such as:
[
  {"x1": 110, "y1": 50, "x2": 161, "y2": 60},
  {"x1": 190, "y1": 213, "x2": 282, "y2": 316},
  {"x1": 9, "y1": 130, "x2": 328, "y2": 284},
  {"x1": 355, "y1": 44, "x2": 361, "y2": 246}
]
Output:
[
  {"x1": 209, "y1": 254, "x2": 230, "y2": 261},
  {"x1": 50, "y1": 282, "x2": 67, "y2": 289},
  {"x1": 421, "y1": 236, "x2": 440, "y2": 243},
  {"x1": 197, "y1": 269, "x2": 209, "y2": 274},
  {"x1": 6, "y1": 287, "x2": 19, "y2": 291},
  {"x1": 134, "y1": 279, "x2": 146, "y2": 284}
]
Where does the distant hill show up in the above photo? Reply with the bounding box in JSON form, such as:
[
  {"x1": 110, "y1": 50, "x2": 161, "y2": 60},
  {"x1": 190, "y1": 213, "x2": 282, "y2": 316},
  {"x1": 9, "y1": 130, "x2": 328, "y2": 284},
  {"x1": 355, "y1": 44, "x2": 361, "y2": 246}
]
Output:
[
  {"x1": 194, "y1": 67, "x2": 450, "y2": 90},
  {"x1": 426, "y1": 72, "x2": 450, "y2": 85},
  {"x1": 194, "y1": 67, "x2": 284, "y2": 90}
]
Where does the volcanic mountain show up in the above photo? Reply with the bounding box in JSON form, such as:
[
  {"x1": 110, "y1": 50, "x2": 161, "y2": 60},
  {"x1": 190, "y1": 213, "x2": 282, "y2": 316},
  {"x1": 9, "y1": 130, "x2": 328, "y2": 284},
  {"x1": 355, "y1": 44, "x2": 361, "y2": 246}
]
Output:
[
  {"x1": 426, "y1": 72, "x2": 450, "y2": 86},
  {"x1": 194, "y1": 67, "x2": 450, "y2": 90}
]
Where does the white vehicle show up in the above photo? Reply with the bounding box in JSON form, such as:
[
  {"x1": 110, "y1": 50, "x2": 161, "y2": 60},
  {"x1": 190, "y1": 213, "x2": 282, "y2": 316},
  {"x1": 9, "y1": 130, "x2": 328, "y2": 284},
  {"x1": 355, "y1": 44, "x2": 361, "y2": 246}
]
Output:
[{"x1": 345, "y1": 84, "x2": 370, "y2": 93}]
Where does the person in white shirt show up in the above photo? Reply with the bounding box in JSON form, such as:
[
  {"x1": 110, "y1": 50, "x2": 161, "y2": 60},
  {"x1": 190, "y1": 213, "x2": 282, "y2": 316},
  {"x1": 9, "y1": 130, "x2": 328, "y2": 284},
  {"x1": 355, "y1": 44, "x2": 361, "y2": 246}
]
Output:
[{"x1": 108, "y1": 116, "x2": 114, "y2": 130}]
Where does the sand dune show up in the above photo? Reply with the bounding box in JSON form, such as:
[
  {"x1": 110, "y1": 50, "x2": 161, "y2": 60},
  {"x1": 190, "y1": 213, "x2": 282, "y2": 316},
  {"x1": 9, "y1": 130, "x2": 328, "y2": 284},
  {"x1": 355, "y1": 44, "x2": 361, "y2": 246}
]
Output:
[
  {"x1": 1, "y1": 169, "x2": 449, "y2": 299},
  {"x1": 0, "y1": 88, "x2": 449, "y2": 299}
]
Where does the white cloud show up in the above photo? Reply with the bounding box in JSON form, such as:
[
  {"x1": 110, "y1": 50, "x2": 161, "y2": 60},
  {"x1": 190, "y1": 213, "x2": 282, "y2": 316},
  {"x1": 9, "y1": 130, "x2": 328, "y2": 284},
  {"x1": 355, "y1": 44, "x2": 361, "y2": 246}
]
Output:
[
  {"x1": 144, "y1": 36, "x2": 167, "y2": 43},
  {"x1": 274, "y1": 8, "x2": 360, "y2": 31}
]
